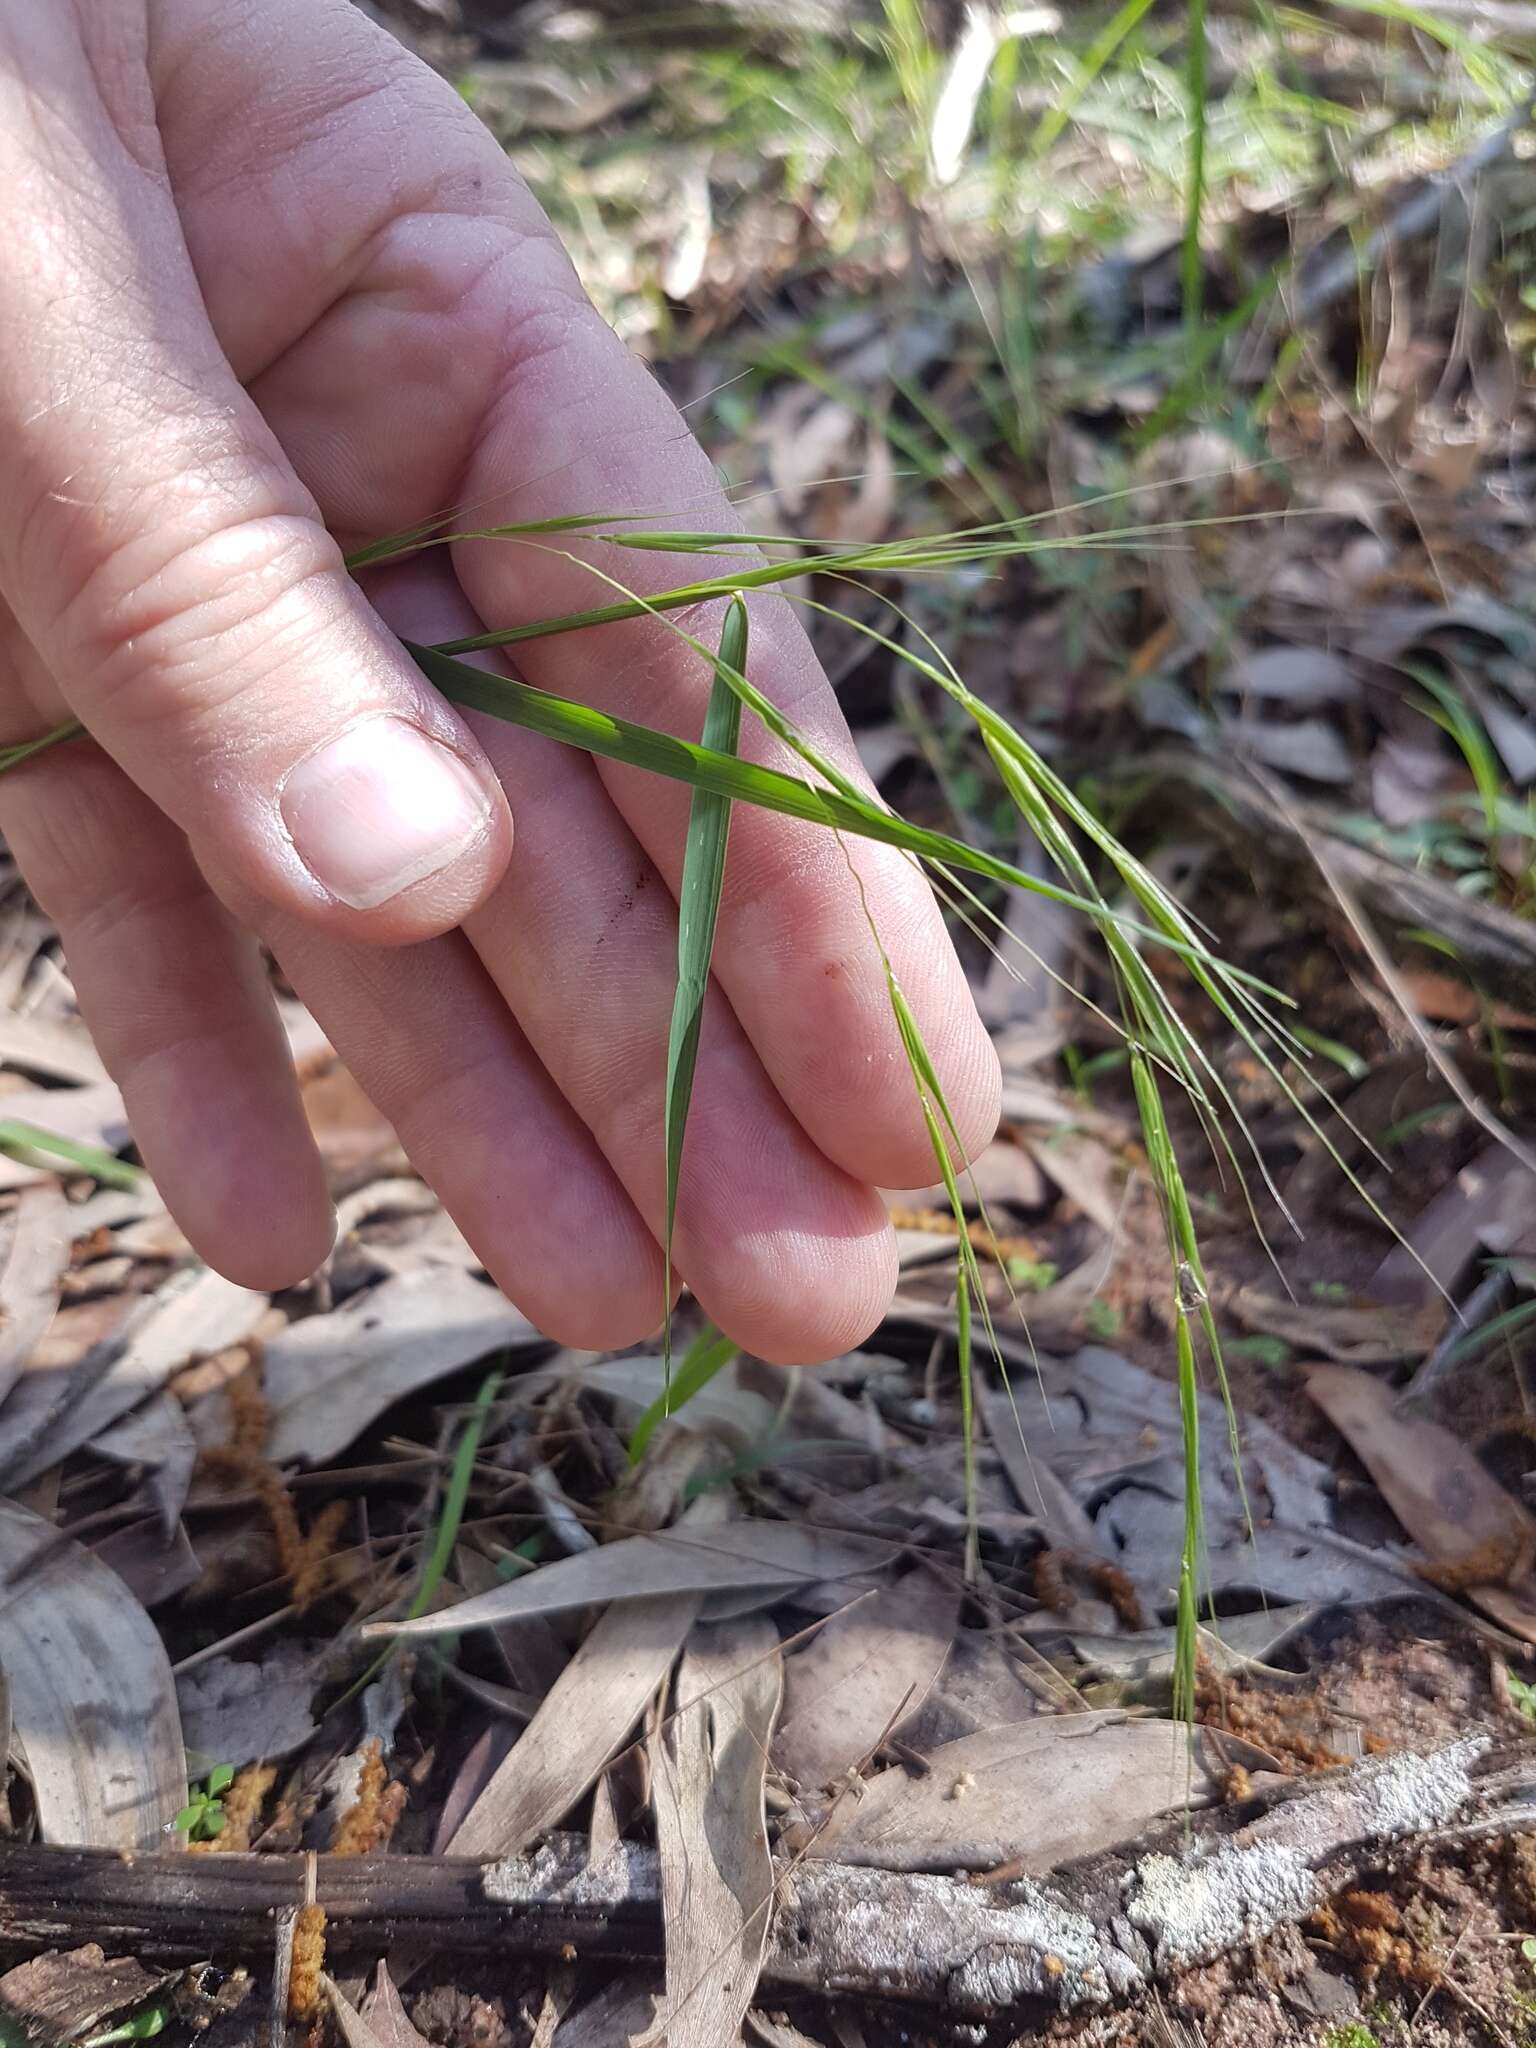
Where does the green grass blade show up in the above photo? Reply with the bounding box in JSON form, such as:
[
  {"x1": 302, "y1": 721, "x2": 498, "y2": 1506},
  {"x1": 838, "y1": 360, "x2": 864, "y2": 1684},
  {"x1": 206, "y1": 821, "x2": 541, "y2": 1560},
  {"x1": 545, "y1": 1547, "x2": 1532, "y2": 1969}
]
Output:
[
  {"x1": 0, "y1": 1119, "x2": 141, "y2": 1189},
  {"x1": 0, "y1": 604, "x2": 1271, "y2": 997},
  {"x1": 628, "y1": 1323, "x2": 740, "y2": 1464},
  {"x1": 1320, "y1": 0, "x2": 1519, "y2": 103},
  {"x1": 405, "y1": 639, "x2": 1265, "y2": 970},
  {"x1": 0, "y1": 722, "x2": 85, "y2": 773},
  {"x1": 1170, "y1": 1303, "x2": 1202, "y2": 1725},
  {"x1": 660, "y1": 596, "x2": 748, "y2": 1377},
  {"x1": 410, "y1": 1363, "x2": 506, "y2": 1622},
  {"x1": 1029, "y1": 0, "x2": 1158, "y2": 159},
  {"x1": 342, "y1": 510, "x2": 647, "y2": 573},
  {"x1": 338, "y1": 1360, "x2": 505, "y2": 1706},
  {"x1": 883, "y1": 969, "x2": 1001, "y2": 1577},
  {"x1": 1182, "y1": 0, "x2": 1209, "y2": 335},
  {"x1": 419, "y1": 509, "x2": 1321, "y2": 655}
]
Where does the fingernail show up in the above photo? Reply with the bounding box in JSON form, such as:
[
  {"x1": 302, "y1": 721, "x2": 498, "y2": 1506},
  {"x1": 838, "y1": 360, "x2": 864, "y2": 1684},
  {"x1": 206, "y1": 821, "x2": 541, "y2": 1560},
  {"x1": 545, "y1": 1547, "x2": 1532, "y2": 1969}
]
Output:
[{"x1": 281, "y1": 717, "x2": 492, "y2": 910}]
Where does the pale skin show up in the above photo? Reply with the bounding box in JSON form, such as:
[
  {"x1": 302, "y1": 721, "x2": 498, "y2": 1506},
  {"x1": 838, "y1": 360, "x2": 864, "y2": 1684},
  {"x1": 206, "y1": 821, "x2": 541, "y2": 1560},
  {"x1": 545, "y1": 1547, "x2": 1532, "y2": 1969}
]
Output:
[{"x1": 0, "y1": 0, "x2": 1000, "y2": 1364}]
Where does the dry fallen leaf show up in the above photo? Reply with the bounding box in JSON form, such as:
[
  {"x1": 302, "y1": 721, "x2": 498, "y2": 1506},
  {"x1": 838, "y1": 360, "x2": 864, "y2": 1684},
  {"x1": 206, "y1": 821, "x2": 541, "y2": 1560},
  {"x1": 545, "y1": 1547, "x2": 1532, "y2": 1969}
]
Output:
[
  {"x1": 448, "y1": 1591, "x2": 706, "y2": 1859},
  {"x1": 254, "y1": 1267, "x2": 536, "y2": 1465},
  {"x1": 178, "y1": 1639, "x2": 324, "y2": 1771},
  {"x1": 0, "y1": 1008, "x2": 108, "y2": 1086},
  {"x1": 535, "y1": 1353, "x2": 777, "y2": 1456},
  {"x1": 1370, "y1": 1145, "x2": 1536, "y2": 1306},
  {"x1": 0, "y1": 1265, "x2": 267, "y2": 1492},
  {"x1": 773, "y1": 1571, "x2": 957, "y2": 1793},
  {"x1": 0, "y1": 1182, "x2": 69, "y2": 1404},
  {"x1": 300, "y1": 1059, "x2": 401, "y2": 1173},
  {"x1": 1306, "y1": 1363, "x2": 1536, "y2": 1641},
  {"x1": 446, "y1": 1492, "x2": 739, "y2": 1858},
  {"x1": 800, "y1": 1713, "x2": 1226, "y2": 1873},
  {"x1": 89, "y1": 1516, "x2": 202, "y2": 1611},
  {"x1": 357, "y1": 1962, "x2": 435, "y2": 2048},
  {"x1": 0, "y1": 1497, "x2": 185, "y2": 1846},
  {"x1": 1024, "y1": 1132, "x2": 1124, "y2": 1237},
  {"x1": 551, "y1": 1977, "x2": 660, "y2": 2048},
  {"x1": 976, "y1": 1376, "x2": 1105, "y2": 1555},
  {"x1": 1393, "y1": 969, "x2": 1536, "y2": 1033},
  {"x1": 432, "y1": 1721, "x2": 518, "y2": 1855},
  {"x1": 759, "y1": 388, "x2": 858, "y2": 518},
  {"x1": 899, "y1": 1628, "x2": 1054, "y2": 1748},
  {"x1": 904, "y1": 1138, "x2": 1048, "y2": 1214},
  {"x1": 1221, "y1": 714, "x2": 1355, "y2": 784},
  {"x1": 327, "y1": 1966, "x2": 442, "y2": 2048},
  {"x1": 367, "y1": 1516, "x2": 891, "y2": 1640},
  {"x1": 1222, "y1": 644, "x2": 1361, "y2": 707},
  {"x1": 90, "y1": 1390, "x2": 198, "y2": 1534},
  {"x1": 646, "y1": 1618, "x2": 782, "y2": 2048},
  {"x1": 1229, "y1": 1286, "x2": 1442, "y2": 1367}
]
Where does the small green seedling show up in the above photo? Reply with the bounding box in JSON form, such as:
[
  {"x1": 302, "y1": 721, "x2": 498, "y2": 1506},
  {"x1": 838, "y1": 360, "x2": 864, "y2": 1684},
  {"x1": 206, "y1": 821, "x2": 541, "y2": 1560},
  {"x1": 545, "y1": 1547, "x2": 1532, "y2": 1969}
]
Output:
[
  {"x1": 1006, "y1": 1254, "x2": 1059, "y2": 1292},
  {"x1": 1085, "y1": 1298, "x2": 1123, "y2": 1341},
  {"x1": 174, "y1": 1763, "x2": 235, "y2": 1842},
  {"x1": 1508, "y1": 1673, "x2": 1536, "y2": 1727},
  {"x1": 1227, "y1": 1335, "x2": 1293, "y2": 1372}
]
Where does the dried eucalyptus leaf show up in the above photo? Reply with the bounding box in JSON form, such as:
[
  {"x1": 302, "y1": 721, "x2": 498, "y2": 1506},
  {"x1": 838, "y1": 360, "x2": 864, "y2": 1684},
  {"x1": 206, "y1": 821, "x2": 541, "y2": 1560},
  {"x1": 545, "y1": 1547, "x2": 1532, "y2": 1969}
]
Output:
[{"x1": 0, "y1": 1498, "x2": 184, "y2": 1846}]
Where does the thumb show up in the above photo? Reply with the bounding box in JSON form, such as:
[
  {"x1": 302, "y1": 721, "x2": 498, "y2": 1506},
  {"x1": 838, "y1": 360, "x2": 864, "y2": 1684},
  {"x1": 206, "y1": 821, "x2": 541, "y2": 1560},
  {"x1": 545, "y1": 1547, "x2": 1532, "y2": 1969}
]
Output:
[{"x1": 0, "y1": 13, "x2": 510, "y2": 942}]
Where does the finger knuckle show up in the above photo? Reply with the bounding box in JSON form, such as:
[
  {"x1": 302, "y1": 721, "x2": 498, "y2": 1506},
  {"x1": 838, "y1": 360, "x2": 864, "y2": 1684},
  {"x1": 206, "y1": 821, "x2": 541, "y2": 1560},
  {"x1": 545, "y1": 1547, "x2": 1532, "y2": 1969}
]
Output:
[{"x1": 58, "y1": 501, "x2": 345, "y2": 740}]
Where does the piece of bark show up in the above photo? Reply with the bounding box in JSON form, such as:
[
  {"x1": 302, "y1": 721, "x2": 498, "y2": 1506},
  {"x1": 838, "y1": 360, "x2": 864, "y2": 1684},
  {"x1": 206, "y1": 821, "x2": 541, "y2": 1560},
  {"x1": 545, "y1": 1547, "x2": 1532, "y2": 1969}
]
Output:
[
  {"x1": 0, "y1": 1740, "x2": 1523, "y2": 2018},
  {"x1": 0, "y1": 1945, "x2": 171, "y2": 2047}
]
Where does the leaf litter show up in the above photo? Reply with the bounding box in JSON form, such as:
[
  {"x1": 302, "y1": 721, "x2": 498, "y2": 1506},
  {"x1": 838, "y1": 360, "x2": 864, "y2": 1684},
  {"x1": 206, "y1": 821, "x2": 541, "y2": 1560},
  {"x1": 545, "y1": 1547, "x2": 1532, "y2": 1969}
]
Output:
[
  {"x1": 646, "y1": 1617, "x2": 781, "y2": 2047},
  {"x1": 0, "y1": 12, "x2": 1532, "y2": 2047}
]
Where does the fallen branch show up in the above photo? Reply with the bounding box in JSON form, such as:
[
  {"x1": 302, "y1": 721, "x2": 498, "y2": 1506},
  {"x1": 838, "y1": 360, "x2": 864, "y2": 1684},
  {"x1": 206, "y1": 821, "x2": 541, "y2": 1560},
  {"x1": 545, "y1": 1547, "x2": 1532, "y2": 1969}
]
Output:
[{"x1": 0, "y1": 1742, "x2": 1531, "y2": 2017}]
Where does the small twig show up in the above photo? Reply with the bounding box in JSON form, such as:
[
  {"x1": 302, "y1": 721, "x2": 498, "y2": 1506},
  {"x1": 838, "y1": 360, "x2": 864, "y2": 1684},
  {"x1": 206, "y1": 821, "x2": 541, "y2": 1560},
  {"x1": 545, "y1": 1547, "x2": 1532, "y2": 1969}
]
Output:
[{"x1": 269, "y1": 1909, "x2": 297, "y2": 2048}]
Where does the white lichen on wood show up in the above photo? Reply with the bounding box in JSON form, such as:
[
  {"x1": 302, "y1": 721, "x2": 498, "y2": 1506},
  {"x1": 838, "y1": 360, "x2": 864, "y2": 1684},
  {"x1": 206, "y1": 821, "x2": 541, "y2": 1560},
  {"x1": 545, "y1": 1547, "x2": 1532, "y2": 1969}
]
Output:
[
  {"x1": 473, "y1": 1738, "x2": 1495, "y2": 2017},
  {"x1": 1123, "y1": 1738, "x2": 1487, "y2": 1977},
  {"x1": 776, "y1": 1861, "x2": 1140, "y2": 2011},
  {"x1": 1125, "y1": 1844, "x2": 1317, "y2": 1972}
]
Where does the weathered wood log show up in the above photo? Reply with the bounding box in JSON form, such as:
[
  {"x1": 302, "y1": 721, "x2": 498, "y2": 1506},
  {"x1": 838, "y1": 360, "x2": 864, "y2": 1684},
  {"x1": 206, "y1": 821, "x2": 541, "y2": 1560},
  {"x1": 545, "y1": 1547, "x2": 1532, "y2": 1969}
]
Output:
[{"x1": 0, "y1": 1742, "x2": 1530, "y2": 2017}]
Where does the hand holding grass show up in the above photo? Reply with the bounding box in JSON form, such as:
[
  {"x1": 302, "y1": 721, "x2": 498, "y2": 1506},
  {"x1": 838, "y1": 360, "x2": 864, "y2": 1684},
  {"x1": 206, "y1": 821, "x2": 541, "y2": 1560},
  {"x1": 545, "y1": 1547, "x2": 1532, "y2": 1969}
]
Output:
[{"x1": 0, "y1": 0, "x2": 999, "y2": 1362}]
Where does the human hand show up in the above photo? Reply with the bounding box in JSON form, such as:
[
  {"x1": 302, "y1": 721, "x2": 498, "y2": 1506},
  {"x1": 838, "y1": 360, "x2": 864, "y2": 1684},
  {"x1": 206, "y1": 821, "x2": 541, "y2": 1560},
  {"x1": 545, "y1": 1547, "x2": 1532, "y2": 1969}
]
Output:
[{"x1": 0, "y1": 0, "x2": 999, "y2": 1363}]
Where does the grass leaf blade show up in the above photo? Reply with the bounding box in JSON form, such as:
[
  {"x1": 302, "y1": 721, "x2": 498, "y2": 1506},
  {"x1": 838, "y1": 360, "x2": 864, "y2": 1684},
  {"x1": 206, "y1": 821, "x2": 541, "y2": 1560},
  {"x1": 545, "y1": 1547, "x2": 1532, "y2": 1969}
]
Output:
[
  {"x1": 628, "y1": 1324, "x2": 740, "y2": 1464},
  {"x1": 0, "y1": 1119, "x2": 140, "y2": 1189},
  {"x1": 404, "y1": 640, "x2": 1277, "y2": 983},
  {"x1": 660, "y1": 596, "x2": 748, "y2": 1378}
]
